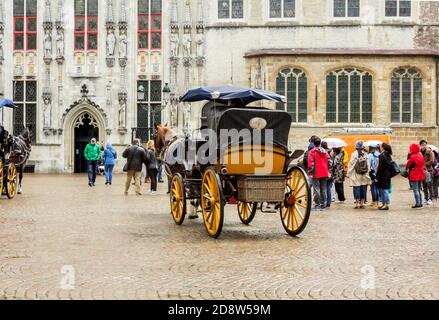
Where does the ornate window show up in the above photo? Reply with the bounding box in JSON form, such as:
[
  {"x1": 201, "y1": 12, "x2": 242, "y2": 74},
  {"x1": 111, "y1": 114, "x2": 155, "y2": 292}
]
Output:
[
  {"x1": 385, "y1": 0, "x2": 411, "y2": 17},
  {"x1": 13, "y1": 81, "x2": 37, "y2": 142},
  {"x1": 391, "y1": 68, "x2": 422, "y2": 124},
  {"x1": 276, "y1": 68, "x2": 307, "y2": 123},
  {"x1": 136, "y1": 80, "x2": 162, "y2": 142},
  {"x1": 334, "y1": 0, "x2": 360, "y2": 17},
  {"x1": 218, "y1": 0, "x2": 244, "y2": 19},
  {"x1": 326, "y1": 68, "x2": 372, "y2": 123},
  {"x1": 269, "y1": 0, "x2": 295, "y2": 18},
  {"x1": 138, "y1": 0, "x2": 162, "y2": 50},
  {"x1": 74, "y1": 0, "x2": 98, "y2": 51},
  {"x1": 14, "y1": 0, "x2": 37, "y2": 51}
]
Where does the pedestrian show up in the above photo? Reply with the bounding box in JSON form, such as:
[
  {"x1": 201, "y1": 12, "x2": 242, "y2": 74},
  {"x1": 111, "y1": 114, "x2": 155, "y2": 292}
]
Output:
[
  {"x1": 434, "y1": 155, "x2": 439, "y2": 201},
  {"x1": 322, "y1": 141, "x2": 333, "y2": 208},
  {"x1": 158, "y1": 160, "x2": 164, "y2": 183},
  {"x1": 146, "y1": 140, "x2": 159, "y2": 194},
  {"x1": 406, "y1": 143, "x2": 426, "y2": 208},
  {"x1": 347, "y1": 141, "x2": 371, "y2": 209},
  {"x1": 376, "y1": 143, "x2": 393, "y2": 211},
  {"x1": 84, "y1": 137, "x2": 101, "y2": 187},
  {"x1": 420, "y1": 140, "x2": 435, "y2": 206},
  {"x1": 302, "y1": 135, "x2": 317, "y2": 170},
  {"x1": 122, "y1": 138, "x2": 147, "y2": 196},
  {"x1": 307, "y1": 137, "x2": 329, "y2": 211},
  {"x1": 368, "y1": 145, "x2": 381, "y2": 207},
  {"x1": 103, "y1": 142, "x2": 117, "y2": 185},
  {"x1": 330, "y1": 147, "x2": 346, "y2": 203}
]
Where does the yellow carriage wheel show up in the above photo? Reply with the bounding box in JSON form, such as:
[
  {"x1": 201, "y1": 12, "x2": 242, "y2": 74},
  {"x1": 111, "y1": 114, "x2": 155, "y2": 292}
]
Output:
[
  {"x1": 5, "y1": 163, "x2": 18, "y2": 199},
  {"x1": 0, "y1": 160, "x2": 4, "y2": 195},
  {"x1": 201, "y1": 168, "x2": 224, "y2": 238},
  {"x1": 237, "y1": 201, "x2": 258, "y2": 225},
  {"x1": 170, "y1": 173, "x2": 186, "y2": 225},
  {"x1": 280, "y1": 166, "x2": 311, "y2": 236}
]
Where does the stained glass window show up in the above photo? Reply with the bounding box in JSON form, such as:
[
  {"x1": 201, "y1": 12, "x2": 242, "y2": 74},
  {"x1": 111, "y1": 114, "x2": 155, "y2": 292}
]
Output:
[
  {"x1": 391, "y1": 67, "x2": 422, "y2": 124},
  {"x1": 326, "y1": 68, "x2": 373, "y2": 123},
  {"x1": 136, "y1": 81, "x2": 163, "y2": 142},
  {"x1": 385, "y1": 0, "x2": 410, "y2": 17},
  {"x1": 74, "y1": 0, "x2": 98, "y2": 51},
  {"x1": 270, "y1": 0, "x2": 295, "y2": 18},
  {"x1": 276, "y1": 68, "x2": 307, "y2": 123},
  {"x1": 138, "y1": 0, "x2": 162, "y2": 50},
  {"x1": 14, "y1": 0, "x2": 37, "y2": 51},
  {"x1": 334, "y1": 0, "x2": 360, "y2": 17},
  {"x1": 13, "y1": 81, "x2": 37, "y2": 142},
  {"x1": 218, "y1": 0, "x2": 243, "y2": 19}
]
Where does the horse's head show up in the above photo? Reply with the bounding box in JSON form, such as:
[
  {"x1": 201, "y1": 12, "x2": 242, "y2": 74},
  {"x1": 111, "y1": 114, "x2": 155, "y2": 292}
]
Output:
[{"x1": 154, "y1": 122, "x2": 175, "y2": 157}]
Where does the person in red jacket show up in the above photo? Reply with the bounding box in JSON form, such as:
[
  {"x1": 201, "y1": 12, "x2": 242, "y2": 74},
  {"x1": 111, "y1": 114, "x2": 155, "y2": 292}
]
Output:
[
  {"x1": 308, "y1": 137, "x2": 329, "y2": 210},
  {"x1": 406, "y1": 143, "x2": 426, "y2": 208}
]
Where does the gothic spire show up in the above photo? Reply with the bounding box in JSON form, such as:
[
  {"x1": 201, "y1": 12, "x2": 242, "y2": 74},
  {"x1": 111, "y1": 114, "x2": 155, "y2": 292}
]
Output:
[{"x1": 43, "y1": 0, "x2": 52, "y2": 24}]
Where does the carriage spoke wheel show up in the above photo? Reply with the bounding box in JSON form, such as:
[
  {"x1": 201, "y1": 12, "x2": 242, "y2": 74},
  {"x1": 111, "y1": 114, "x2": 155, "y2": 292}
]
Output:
[
  {"x1": 201, "y1": 168, "x2": 224, "y2": 238},
  {"x1": 5, "y1": 163, "x2": 18, "y2": 199},
  {"x1": 280, "y1": 167, "x2": 311, "y2": 236},
  {"x1": 170, "y1": 173, "x2": 186, "y2": 225},
  {"x1": 0, "y1": 160, "x2": 4, "y2": 195},
  {"x1": 237, "y1": 202, "x2": 258, "y2": 225}
]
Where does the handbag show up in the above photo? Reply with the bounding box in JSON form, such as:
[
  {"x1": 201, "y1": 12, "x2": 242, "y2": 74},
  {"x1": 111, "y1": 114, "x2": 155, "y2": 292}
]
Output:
[
  {"x1": 389, "y1": 161, "x2": 401, "y2": 178},
  {"x1": 123, "y1": 146, "x2": 138, "y2": 172},
  {"x1": 401, "y1": 168, "x2": 409, "y2": 179}
]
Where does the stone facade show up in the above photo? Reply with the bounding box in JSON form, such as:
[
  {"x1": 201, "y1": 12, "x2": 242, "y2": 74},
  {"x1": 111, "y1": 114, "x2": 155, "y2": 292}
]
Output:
[
  {"x1": 0, "y1": 0, "x2": 438, "y2": 172},
  {"x1": 1, "y1": 0, "x2": 167, "y2": 173}
]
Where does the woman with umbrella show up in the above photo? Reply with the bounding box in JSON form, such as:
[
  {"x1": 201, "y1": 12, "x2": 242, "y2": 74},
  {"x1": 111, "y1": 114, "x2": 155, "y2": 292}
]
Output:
[{"x1": 323, "y1": 138, "x2": 348, "y2": 203}]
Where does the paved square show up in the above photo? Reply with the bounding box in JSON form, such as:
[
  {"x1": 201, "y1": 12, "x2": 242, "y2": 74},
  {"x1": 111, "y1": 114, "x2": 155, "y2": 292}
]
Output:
[{"x1": 0, "y1": 174, "x2": 438, "y2": 300}]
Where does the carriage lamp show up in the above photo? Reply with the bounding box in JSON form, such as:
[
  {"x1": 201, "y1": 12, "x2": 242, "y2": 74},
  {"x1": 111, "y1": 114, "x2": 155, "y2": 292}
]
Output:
[
  {"x1": 162, "y1": 83, "x2": 171, "y2": 104},
  {"x1": 137, "y1": 84, "x2": 146, "y2": 101}
]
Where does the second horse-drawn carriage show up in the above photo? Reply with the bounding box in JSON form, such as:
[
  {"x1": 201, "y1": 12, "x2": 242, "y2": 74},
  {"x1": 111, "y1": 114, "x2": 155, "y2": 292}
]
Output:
[
  {"x1": 0, "y1": 98, "x2": 30, "y2": 200},
  {"x1": 155, "y1": 86, "x2": 311, "y2": 238}
]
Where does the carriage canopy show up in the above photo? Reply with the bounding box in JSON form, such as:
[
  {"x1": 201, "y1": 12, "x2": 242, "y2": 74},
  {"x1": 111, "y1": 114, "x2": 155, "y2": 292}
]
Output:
[{"x1": 180, "y1": 86, "x2": 286, "y2": 105}]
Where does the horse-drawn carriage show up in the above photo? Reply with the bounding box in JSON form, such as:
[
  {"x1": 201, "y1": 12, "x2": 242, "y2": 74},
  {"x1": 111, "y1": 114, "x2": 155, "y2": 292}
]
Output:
[
  {"x1": 156, "y1": 86, "x2": 311, "y2": 238},
  {"x1": 0, "y1": 98, "x2": 29, "y2": 200}
]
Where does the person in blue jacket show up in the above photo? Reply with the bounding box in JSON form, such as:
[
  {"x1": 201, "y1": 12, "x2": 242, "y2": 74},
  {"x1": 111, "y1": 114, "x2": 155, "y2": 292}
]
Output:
[{"x1": 103, "y1": 143, "x2": 117, "y2": 185}]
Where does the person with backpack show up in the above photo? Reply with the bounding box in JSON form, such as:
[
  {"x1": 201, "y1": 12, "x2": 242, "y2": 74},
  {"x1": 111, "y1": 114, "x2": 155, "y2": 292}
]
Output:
[
  {"x1": 420, "y1": 140, "x2": 435, "y2": 206},
  {"x1": 307, "y1": 137, "x2": 329, "y2": 211},
  {"x1": 302, "y1": 135, "x2": 318, "y2": 170},
  {"x1": 347, "y1": 141, "x2": 371, "y2": 209},
  {"x1": 330, "y1": 147, "x2": 346, "y2": 203},
  {"x1": 376, "y1": 143, "x2": 394, "y2": 211},
  {"x1": 407, "y1": 143, "x2": 426, "y2": 208},
  {"x1": 368, "y1": 145, "x2": 381, "y2": 207}
]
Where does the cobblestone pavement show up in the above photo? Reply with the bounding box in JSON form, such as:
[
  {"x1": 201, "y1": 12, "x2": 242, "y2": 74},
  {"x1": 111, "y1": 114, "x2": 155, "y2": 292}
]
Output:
[{"x1": 0, "y1": 174, "x2": 438, "y2": 300}]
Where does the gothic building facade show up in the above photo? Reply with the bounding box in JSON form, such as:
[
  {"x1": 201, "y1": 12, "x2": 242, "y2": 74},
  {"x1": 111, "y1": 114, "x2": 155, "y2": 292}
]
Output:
[{"x1": 0, "y1": 0, "x2": 438, "y2": 172}]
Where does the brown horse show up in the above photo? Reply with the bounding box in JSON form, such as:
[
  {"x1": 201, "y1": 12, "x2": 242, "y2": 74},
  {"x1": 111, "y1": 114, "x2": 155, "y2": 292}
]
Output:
[
  {"x1": 153, "y1": 123, "x2": 199, "y2": 218},
  {"x1": 153, "y1": 123, "x2": 185, "y2": 177}
]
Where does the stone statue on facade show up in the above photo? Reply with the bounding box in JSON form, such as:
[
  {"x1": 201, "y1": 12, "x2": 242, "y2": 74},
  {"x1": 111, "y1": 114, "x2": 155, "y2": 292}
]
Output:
[
  {"x1": 106, "y1": 29, "x2": 116, "y2": 57},
  {"x1": 44, "y1": 32, "x2": 52, "y2": 59},
  {"x1": 182, "y1": 33, "x2": 192, "y2": 58},
  {"x1": 170, "y1": 33, "x2": 179, "y2": 57},
  {"x1": 43, "y1": 99, "x2": 52, "y2": 128},
  {"x1": 55, "y1": 29, "x2": 64, "y2": 58},
  {"x1": 195, "y1": 32, "x2": 204, "y2": 58},
  {"x1": 118, "y1": 101, "x2": 126, "y2": 128},
  {"x1": 119, "y1": 33, "x2": 128, "y2": 59}
]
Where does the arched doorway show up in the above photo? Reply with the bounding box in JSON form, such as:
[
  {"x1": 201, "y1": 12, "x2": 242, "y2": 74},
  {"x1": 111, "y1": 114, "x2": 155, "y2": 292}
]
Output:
[
  {"x1": 73, "y1": 112, "x2": 99, "y2": 173},
  {"x1": 63, "y1": 102, "x2": 107, "y2": 173}
]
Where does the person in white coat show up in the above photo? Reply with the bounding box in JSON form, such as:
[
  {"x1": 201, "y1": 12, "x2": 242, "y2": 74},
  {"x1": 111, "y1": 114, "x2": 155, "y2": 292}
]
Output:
[{"x1": 347, "y1": 141, "x2": 372, "y2": 209}]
